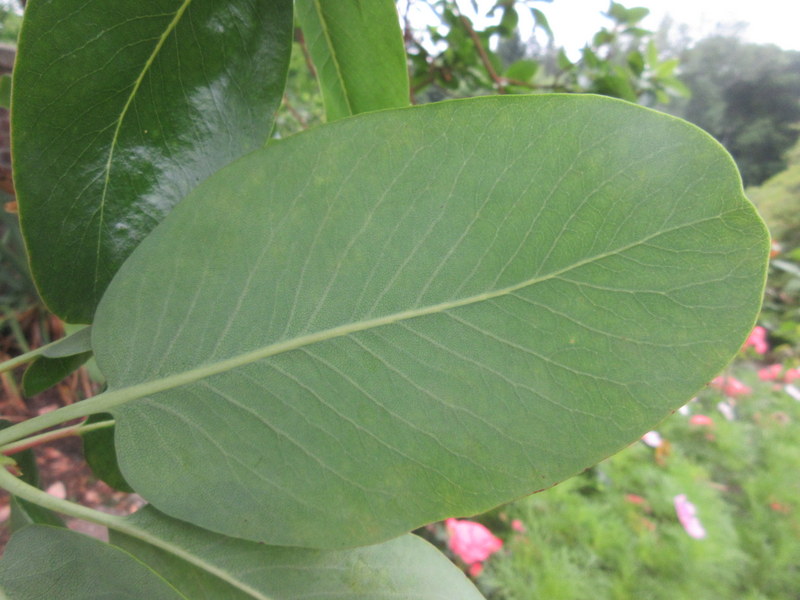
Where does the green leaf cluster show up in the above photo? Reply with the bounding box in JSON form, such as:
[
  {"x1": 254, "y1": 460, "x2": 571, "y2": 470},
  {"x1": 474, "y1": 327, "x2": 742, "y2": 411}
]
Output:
[
  {"x1": 0, "y1": 0, "x2": 769, "y2": 597},
  {"x1": 404, "y1": 1, "x2": 690, "y2": 105}
]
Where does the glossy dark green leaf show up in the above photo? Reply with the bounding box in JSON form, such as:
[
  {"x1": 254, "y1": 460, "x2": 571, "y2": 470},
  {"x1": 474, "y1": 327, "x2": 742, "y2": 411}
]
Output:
[
  {"x1": 82, "y1": 413, "x2": 133, "y2": 493},
  {"x1": 0, "y1": 526, "x2": 185, "y2": 599},
  {"x1": 108, "y1": 506, "x2": 484, "y2": 599},
  {"x1": 295, "y1": 0, "x2": 409, "y2": 121},
  {"x1": 13, "y1": 0, "x2": 293, "y2": 323},
  {"x1": 21, "y1": 352, "x2": 91, "y2": 396},
  {"x1": 91, "y1": 95, "x2": 768, "y2": 548}
]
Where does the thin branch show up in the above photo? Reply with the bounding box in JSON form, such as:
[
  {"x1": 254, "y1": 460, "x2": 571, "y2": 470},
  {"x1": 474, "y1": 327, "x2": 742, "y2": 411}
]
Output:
[
  {"x1": 457, "y1": 14, "x2": 506, "y2": 93},
  {"x1": 282, "y1": 95, "x2": 308, "y2": 130},
  {"x1": 1, "y1": 419, "x2": 114, "y2": 456},
  {"x1": 294, "y1": 27, "x2": 317, "y2": 80}
]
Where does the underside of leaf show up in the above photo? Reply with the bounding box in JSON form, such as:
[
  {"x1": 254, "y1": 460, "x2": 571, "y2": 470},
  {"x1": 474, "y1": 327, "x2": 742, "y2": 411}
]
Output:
[{"x1": 91, "y1": 94, "x2": 769, "y2": 548}]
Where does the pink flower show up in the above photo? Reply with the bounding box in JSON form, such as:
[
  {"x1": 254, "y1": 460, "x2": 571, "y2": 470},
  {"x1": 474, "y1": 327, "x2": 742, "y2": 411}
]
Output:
[
  {"x1": 674, "y1": 494, "x2": 706, "y2": 539},
  {"x1": 758, "y1": 364, "x2": 783, "y2": 381},
  {"x1": 784, "y1": 368, "x2": 800, "y2": 384},
  {"x1": 625, "y1": 493, "x2": 646, "y2": 505},
  {"x1": 446, "y1": 518, "x2": 503, "y2": 570},
  {"x1": 689, "y1": 414, "x2": 714, "y2": 427},
  {"x1": 710, "y1": 376, "x2": 751, "y2": 397},
  {"x1": 742, "y1": 326, "x2": 768, "y2": 354}
]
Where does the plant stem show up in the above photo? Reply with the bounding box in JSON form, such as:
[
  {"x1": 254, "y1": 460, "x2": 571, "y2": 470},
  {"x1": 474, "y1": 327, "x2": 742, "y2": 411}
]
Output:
[
  {"x1": 1, "y1": 418, "x2": 114, "y2": 455},
  {"x1": 0, "y1": 396, "x2": 106, "y2": 447},
  {"x1": 0, "y1": 344, "x2": 48, "y2": 374},
  {"x1": 457, "y1": 13, "x2": 506, "y2": 93},
  {"x1": 0, "y1": 463, "x2": 127, "y2": 529}
]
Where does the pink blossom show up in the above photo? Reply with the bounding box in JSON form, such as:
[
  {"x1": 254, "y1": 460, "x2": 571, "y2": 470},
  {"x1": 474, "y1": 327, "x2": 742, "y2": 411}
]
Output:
[
  {"x1": 625, "y1": 493, "x2": 646, "y2": 505},
  {"x1": 511, "y1": 519, "x2": 525, "y2": 532},
  {"x1": 758, "y1": 364, "x2": 783, "y2": 381},
  {"x1": 784, "y1": 368, "x2": 800, "y2": 384},
  {"x1": 742, "y1": 326, "x2": 768, "y2": 354},
  {"x1": 674, "y1": 494, "x2": 706, "y2": 539},
  {"x1": 689, "y1": 414, "x2": 714, "y2": 427},
  {"x1": 446, "y1": 518, "x2": 503, "y2": 570},
  {"x1": 710, "y1": 376, "x2": 751, "y2": 397}
]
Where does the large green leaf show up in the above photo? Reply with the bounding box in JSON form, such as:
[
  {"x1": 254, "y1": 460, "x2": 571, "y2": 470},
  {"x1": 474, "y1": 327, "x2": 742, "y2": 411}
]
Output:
[
  {"x1": 91, "y1": 95, "x2": 768, "y2": 548},
  {"x1": 13, "y1": 0, "x2": 293, "y2": 323},
  {"x1": 109, "y1": 506, "x2": 484, "y2": 599},
  {"x1": 295, "y1": 0, "x2": 409, "y2": 121},
  {"x1": 0, "y1": 526, "x2": 184, "y2": 600}
]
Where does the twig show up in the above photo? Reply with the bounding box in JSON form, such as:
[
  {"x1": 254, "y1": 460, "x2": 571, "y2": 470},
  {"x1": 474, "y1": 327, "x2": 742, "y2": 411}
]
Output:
[
  {"x1": 294, "y1": 27, "x2": 317, "y2": 80},
  {"x1": 282, "y1": 95, "x2": 308, "y2": 130},
  {"x1": 457, "y1": 14, "x2": 506, "y2": 93}
]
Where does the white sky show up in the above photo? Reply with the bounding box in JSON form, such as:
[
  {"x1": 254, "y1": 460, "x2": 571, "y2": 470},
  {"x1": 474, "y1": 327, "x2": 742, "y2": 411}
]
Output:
[
  {"x1": 415, "y1": 0, "x2": 800, "y2": 56},
  {"x1": 539, "y1": 0, "x2": 800, "y2": 54}
]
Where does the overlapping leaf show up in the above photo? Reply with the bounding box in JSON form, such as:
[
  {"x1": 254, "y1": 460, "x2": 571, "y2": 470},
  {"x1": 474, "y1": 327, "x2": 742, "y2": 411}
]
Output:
[
  {"x1": 91, "y1": 95, "x2": 769, "y2": 548},
  {"x1": 0, "y1": 526, "x2": 184, "y2": 599},
  {"x1": 0, "y1": 513, "x2": 483, "y2": 599},
  {"x1": 110, "y1": 507, "x2": 484, "y2": 599},
  {"x1": 296, "y1": 0, "x2": 409, "y2": 121},
  {"x1": 13, "y1": 0, "x2": 293, "y2": 322}
]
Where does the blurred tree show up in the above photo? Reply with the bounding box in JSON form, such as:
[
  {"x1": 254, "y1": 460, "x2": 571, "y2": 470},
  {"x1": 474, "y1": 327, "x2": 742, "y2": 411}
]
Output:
[
  {"x1": 276, "y1": 0, "x2": 691, "y2": 135},
  {"x1": 667, "y1": 36, "x2": 800, "y2": 187},
  {"x1": 401, "y1": 0, "x2": 689, "y2": 105}
]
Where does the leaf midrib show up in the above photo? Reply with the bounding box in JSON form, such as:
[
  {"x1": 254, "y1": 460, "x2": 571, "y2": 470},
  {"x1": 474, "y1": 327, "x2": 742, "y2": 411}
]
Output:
[
  {"x1": 94, "y1": 0, "x2": 194, "y2": 296},
  {"x1": 92, "y1": 215, "x2": 720, "y2": 414},
  {"x1": 310, "y1": 0, "x2": 353, "y2": 116}
]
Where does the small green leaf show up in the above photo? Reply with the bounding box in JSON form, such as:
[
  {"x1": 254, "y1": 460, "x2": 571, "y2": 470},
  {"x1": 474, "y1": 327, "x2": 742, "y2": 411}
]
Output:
[
  {"x1": 91, "y1": 95, "x2": 768, "y2": 548},
  {"x1": 625, "y1": 7, "x2": 651, "y2": 24},
  {"x1": 82, "y1": 414, "x2": 133, "y2": 493},
  {"x1": 557, "y1": 48, "x2": 574, "y2": 70},
  {"x1": 662, "y1": 77, "x2": 692, "y2": 99},
  {"x1": 0, "y1": 526, "x2": 185, "y2": 600},
  {"x1": 13, "y1": 0, "x2": 293, "y2": 323},
  {"x1": 593, "y1": 72, "x2": 638, "y2": 101},
  {"x1": 627, "y1": 50, "x2": 645, "y2": 76},
  {"x1": 109, "y1": 506, "x2": 484, "y2": 599},
  {"x1": 295, "y1": 0, "x2": 409, "y2": 122},
  {"x1": 9, "y1": 495, "x2": 65, "y2": 532},
  {"x1": 505, "y1": 59, "x2": 538, "y2": 83},
  {"x1": 22, "y1": 352, "x2": 91, "y2": 396},
  {"x1": 655, "y1": 58, "x2": 681, "y2": 78},
  {"x1": 646, "y1": 39, "x2": 659, "y2": 67},
  {"x1": 499, "y1": 5, "x2": 518, "y2": 34},
  {"x1": 532, "y1": 8, "x2": 553, "y2": 40}
]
